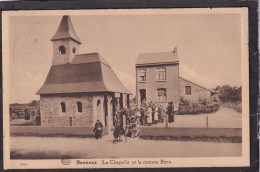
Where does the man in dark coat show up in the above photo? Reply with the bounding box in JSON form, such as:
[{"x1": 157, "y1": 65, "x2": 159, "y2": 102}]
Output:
[
  {"x1": 166, "y1": 102, "x2": 174, "y2": 123},
  {"x1": 93, "y1": 120, "x2": 103, "y2": 139},
  {"x1": 139, "y1": 107, "x2": 145, "y2": 125}
]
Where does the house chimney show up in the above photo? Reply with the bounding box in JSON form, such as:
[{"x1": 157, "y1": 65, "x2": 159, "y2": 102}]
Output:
[{"x1": 173, "y1": 46, "x2": 178, "y2": 54}]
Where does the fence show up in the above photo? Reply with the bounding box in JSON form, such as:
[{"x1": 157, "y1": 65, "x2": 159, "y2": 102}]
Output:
[{"x1": 149, "y1": 115, "x2": 242, "y2": 128}]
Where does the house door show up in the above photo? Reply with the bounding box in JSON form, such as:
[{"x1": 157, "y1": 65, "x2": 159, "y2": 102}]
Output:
[{"x1": 140, "y1": 89, "x2": 146, "y2": 103}]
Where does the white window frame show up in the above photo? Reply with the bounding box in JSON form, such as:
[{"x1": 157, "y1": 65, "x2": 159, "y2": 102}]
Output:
[
  {"x1": 157, "y1": 88, "x2": 167, "y2": 101},
  {"x1": 156, "y1": 67, "x2": 166, "y2": 81},
  {"x1": 138, "y1": 69, "x2": 146, "y2": 82}
]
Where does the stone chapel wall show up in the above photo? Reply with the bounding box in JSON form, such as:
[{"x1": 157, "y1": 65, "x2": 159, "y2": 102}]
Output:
[{"x1": 40, "y1": 93, "x2": 93, "y2": 127}]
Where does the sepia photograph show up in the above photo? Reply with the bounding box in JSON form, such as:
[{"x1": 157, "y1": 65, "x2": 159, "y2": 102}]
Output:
[{"x1": 3, "y1": 8, "x2": 249, "y2": 169}]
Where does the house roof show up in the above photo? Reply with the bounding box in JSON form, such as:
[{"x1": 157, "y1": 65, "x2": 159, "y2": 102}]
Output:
[
  {"x1": 136, "y1": 51, "x2": 179, "y2": 66},
  {"x1": 51, "y1": 15, "x2": 81, "y2": 44},
  {"x1": 179, "y1": 77, "x2": 214, "y2": 93},
  {"x1": 37, "y1": 53, "x2": 131, "y2": 95}
]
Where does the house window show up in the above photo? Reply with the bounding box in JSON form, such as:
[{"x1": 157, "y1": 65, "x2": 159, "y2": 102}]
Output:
[
  {"x1": 185, "y1": 86, "x2": 191, "y2": 95},
  {"x1": 58, "y1": 46, "x2": 66, "y2": 54},
  {"x1": 157, "y1": 88, "x2": 167, "y2": 101},
  {"x1": 138, "y1": 69, "x2": 146, "y2": 82},
  {"x1": 77, "y1": 102, "x2": 82, "y2": 113},
  {"x1": 61, "y1": 102, "x2": 66, "y2": 113},
  {"x1": 156, "y1": 67, "x2": 166, "y2": 81}
]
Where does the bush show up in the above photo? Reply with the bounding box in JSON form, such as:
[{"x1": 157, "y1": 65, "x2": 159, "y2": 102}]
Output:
[
  {"x1": 178, "y1": 97, "x2": 220, "y2": 115},
  {"x1": 179, "y1": 97, "x2": 189, "y2": 106}
]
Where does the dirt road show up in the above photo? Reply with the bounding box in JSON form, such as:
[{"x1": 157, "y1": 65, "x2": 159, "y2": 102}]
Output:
[{"x1": 10, "y1": 135, "x2": 241, "y2": 159}]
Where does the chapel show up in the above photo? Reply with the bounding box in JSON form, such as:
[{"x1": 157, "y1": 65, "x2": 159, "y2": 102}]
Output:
[{"x1": 37, "y1": 15, "x2": 131, "y2": 129}]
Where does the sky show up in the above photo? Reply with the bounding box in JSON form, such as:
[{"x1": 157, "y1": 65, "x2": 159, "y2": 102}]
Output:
[{"x1": 8, "y1": 12, "x2": 242, "y2": 103}]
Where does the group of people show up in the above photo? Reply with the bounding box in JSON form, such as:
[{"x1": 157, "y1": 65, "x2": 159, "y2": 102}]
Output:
[
  {"x1": 112, "y1": 107, "x2": 138, "y2": 142},
  {"x1": 93, "y1": 102, "x2": 175, "y2": 140},
  {"x1": 135, "y1": 101, "x2": 175, "y2": 126},
  {"x1": 93, "y1": 107, "x2": 138, "y2": 141}
]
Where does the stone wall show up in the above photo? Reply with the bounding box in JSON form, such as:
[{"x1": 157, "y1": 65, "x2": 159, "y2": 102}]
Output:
[
  {"x1": 40, "y1": 93, "x2": 93, "y2": 127},
  {"x1": 136, "y1": 64, "x2": 180, "y2": 109},
  {"x1": 179, "y1": 77, "x2": 211, "y2": 102}
]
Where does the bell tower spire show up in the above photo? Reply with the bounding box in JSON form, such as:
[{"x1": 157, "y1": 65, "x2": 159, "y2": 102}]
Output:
[{"x1": 51, "y1": 15, "x2": 81, "y2": 65}]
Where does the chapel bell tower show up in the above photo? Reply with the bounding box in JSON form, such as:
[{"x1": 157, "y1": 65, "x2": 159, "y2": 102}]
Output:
[{"x1": 51, "y1": 15, "x2": 81, "y2": 65}]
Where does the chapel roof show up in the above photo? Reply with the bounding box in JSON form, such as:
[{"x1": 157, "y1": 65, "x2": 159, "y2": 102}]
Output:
[
  {"x1": 71, "y1": 53, "x2": 110, "y2": 66},
  {"x1": 37, "y1": 52, "x2": 131, "y2": 95},
  {"x1": 51, "y1": 15, "x2": 81, "y2": 44}
]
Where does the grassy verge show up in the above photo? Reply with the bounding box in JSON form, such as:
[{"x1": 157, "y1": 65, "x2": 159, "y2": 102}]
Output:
[{"x1": 139, "y1": 135, "x2": 242, "y2": 143}]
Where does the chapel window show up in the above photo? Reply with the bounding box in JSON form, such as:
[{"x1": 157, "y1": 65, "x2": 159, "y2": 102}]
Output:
[
  {"x1": 77, "y1": 102, "x2": 82, "y2": 113},
  {"x1": 58, "y1": 46, "x2": 66, "y2": 54},
  {"x1": 72, "y1": 47, "x2": 76, "y2": 53},
  {"x1": 61, "y1": 102, "x2": 66, "y2": 113}
]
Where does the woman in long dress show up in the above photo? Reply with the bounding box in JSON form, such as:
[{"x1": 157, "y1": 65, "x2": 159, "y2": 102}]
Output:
[
  {"x1": 135, "y1": 108, "x2": 141, "y2": 125},
  {"x1": 146, "y1": 105, "x2": 153, "y2": 126},
  {"x1": 154, "y1": 105, "x2": 159, "y2": 124}
]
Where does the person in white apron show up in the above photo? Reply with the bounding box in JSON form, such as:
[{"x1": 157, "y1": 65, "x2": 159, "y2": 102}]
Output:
[
  {"x1": 154, "y1": 104, "x2": 159, "y2": 124},
  {"x1": 135, "y1": 108, "x2": 141, "y2": 125}
]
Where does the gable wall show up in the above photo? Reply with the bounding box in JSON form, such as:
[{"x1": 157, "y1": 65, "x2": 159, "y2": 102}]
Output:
[{"x1": 179, "y1": 78, "x2": 211, "y2": 102}]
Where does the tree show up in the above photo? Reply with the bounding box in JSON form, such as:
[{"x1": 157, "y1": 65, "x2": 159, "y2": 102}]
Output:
[
  {"x1": 215, "y1": 85, "x2": 242, "y2": 103},
  {"x1": 29, "y1": 100, "x2": 39, "y2": 107}
]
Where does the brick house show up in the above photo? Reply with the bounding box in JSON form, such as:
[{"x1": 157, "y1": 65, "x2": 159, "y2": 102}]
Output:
[
  {"x1": 136, "y1": 47, "x2": 213, "y2": 109},
  {"x1": 37, "y1": 16, "x2": 131, "y2": 129}
]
